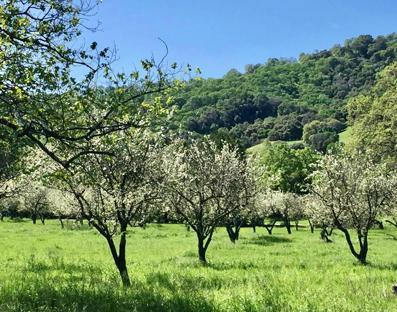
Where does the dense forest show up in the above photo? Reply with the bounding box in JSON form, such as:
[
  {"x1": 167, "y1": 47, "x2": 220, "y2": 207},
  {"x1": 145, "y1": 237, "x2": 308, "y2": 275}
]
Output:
[{"x1": 171, "y1": 33, "x2": 397, "y2": 149}]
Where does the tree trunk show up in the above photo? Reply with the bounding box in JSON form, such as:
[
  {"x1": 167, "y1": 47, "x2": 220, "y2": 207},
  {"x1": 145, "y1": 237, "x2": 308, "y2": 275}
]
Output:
[
  {"x1": 284, "y1": 217, "x2": 292, "y2": 234},
  {"x1": 295, "y1": 220, "x2": 299, "y2": 231},
  {"x1": 308, "y1": 219, "x2": 314, "y2": 233},
  {"x1": 59, "y1": 217, "x2": 64, "y2": 229},
  {"x1": 320, "y1": 228, "x2": 332, "y2": 242},
  {"x1": 32, "y1": 215, "x2": 37, "y2": 224},
  {"x1": 252, "y1": 225, "x2": 256, "y2": 233},
  {"x1": 226, "y1": 224, "x2": 241, "y2": 243},
  {"x1": 117, "y1": 228, "x2": 131, "y2": 287},
  {"x1": 264, "y1": 220, "x2": 276, "y2": 235},
  {"x1": 339, "y1": 227, "x2": 368, "y2": 264},
  {"x1": 105, "y1": 229, "x2": 131, "y2": 287},
  {"x1": 198, "y1": 236, "x2": 207, "y2": 262},
  {"x1": 196, "y1": 229, "x2": 214, "y2": 264},
  {"x1": 40, "y1": 216, "x2": 45, "y2": 225},
  {"x1": 116, "y1": 259, "x2": 131, "y2": 287},
  {"x1": 357, "y1": 231, "x2": 368, "y2": 264},
  {"x1": 0, "y1": 213, "x2": 4, "y2": 221}
]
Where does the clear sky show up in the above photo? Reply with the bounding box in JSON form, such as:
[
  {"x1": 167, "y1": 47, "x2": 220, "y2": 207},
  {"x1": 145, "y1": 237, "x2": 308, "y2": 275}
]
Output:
[{"x1": 82, "y1": 0, "x2": 397, "y2": 78}]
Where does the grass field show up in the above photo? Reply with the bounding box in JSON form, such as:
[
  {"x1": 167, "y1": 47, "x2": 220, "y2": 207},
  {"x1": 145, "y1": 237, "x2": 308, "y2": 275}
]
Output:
[
  {"x1": 247, "y1": 140, "x2": 303, "y2": 154},
  {"x1": 338, "y1": 127, "x2": 353, "y2": 146},
  {"x1": 247, "y1": 126, "x2": 353, "y2": 156},
  {"x1": 1, "y1": 220, "x2": 397, "y2": 312}
]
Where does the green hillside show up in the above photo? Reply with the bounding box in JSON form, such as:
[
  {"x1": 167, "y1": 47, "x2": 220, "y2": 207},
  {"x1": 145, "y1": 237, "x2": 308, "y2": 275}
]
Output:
[
  {"x1": 171, "y1": 33, "x2": 397, "y2": 150},
  {"x1": 248, "y1": 127, "x2": 353, "y2": 155},
  {"x1": 247, "y1": 140, "x2": 303, "y2": 154}
]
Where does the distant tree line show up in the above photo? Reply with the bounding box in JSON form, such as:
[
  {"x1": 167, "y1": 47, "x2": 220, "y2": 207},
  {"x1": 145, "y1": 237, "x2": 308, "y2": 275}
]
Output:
[{"x1": 170, "y1": 33, "x2": 397, "y2": 149}]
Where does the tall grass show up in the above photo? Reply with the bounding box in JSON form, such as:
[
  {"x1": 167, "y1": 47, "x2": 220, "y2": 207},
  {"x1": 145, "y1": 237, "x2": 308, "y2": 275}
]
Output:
[{"x1": 0, "y1": 220, "x2": 396, "y2": 311}]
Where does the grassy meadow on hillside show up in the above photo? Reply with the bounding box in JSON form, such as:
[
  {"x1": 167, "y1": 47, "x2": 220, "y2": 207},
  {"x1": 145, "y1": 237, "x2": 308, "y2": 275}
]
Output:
[
  {"x1": 246, "y1": 125, "x2": 353, "y2": 155},
  {"x1": 1, "y1": 220, "x2": 397, "y2": 312}
]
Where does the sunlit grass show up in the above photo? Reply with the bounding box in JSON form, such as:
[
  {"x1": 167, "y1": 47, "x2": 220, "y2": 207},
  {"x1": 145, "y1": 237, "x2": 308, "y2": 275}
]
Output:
[
  {"x1": 247, "y1": 140, "x2": 303, "y2": 155},
  {"x1": 0, "y1": 219, "x2": 396, "y2": 311},
  {"x1": 338, "y1": 126, "x2": 353, "y2": 146}
]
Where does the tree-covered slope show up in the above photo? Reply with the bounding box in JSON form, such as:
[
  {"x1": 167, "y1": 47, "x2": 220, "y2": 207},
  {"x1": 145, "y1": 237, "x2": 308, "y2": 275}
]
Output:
[{"x1": 171, "y1": 33, "x2": 397, "y2": 149}]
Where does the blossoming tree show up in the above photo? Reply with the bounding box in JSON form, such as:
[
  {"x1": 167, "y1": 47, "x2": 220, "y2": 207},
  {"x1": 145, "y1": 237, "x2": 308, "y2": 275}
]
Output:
[
  {"x1": 310, "y1": 153, "x2": 397, "y2": 264},
  {"x1": 161, "y1": 139, "x2": 252, "y2": 262}
]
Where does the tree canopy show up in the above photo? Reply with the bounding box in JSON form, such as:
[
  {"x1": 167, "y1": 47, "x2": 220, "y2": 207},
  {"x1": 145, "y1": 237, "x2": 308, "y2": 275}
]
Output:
[
  {"x1": 0, "y1": 0, "x2": 177, "y2": 168},
  {"x1": 348, "y1": 62, "x2": 397, "y2": 165},
  {"x1": 170, "y1": 33, "x2": 397, "y2": 148}
]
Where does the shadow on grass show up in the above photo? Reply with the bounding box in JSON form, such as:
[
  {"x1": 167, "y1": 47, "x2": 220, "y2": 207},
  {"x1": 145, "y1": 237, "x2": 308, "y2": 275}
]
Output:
[
  {"x1": 243, "y1": 235, "x2": 292, "y2": 246},
  {"x1": 22, "y1": 255, "x2": 103, "y2": 276},
  {"x1": 147, "y1": 271, "x2": 226, "y2": 292},
  {"x1": 0, "y1": 281, "x2": 216, "y2": 312},
  {"x1": 2, "y1": 261, "x2": 216, "y2": 312},
  {"x1": 366, "y1": 262, "x2": 397, "y2": 271},
  {"x1": 385, "y1": 233, "x2": 397, "y2": 241},
  {"x1": 207, "y1": 261, "x2": 258, "y2": 271},
  {"x1": 6, "y1": 218, "x2": 26, "y2": 223}
]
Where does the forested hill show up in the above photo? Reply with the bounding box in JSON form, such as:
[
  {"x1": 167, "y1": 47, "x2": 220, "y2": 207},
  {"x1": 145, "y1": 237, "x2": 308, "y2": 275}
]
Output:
[{"x1": 170, "y1": 33, "x2": 397, "y2": 149}]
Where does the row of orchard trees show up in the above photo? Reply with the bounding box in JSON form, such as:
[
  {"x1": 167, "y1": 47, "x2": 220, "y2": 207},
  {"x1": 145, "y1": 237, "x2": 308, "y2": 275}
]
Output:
[
  {"x1": 0, "y1": 129, "x2": 256, "y2": 287},
  {"x1": 2, "y1": 132, "x2": 397, "y2": 287}
]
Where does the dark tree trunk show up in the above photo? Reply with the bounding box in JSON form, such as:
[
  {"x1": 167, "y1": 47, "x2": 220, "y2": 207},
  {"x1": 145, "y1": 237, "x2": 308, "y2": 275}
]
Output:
[
  {"x1": 32, "y1": 215, "x2": 37, "y2": 224},
  {"x1": 284, "y1": 217, "x2": 292, "y2": 234},
  {"x1": 198, "y1": 236, "x2": 206, "y2": 262},
  {"x1": 308, "y1": 219, "x2": 314, "y2": 233},
  {"x1": 40, "y1": 215, "x2": 45, "y2": 225},
  {"x1": 339, "y1": 227, "x2": 368, "y2": 264},
  {"x1": 226, "y1": 223, "x2": 241, "y2": 243},
  {"x1": 320, "y1": 228, "x2": 332, "y2": 242},
  {"x1": 105, "y1": 226, "x2": 131, "y2": 287},
  {"x1": 295, "y1": 220, "x2": 299, "y2": 231},
  {"x1": 252, "y1": 225, "x2": 256, "y2": 233},
  {"x1": 264, "y1": 220, "x2": 277, "y2": 235},
  {"x1": 59, "y1": 217, "x2": 64, "y2": 229},
  {"x1": 357, "y1": 231, "x2": 368, "y2": 264},
  {"x1": 196, "y1": 229, "x2": 214, "y2": 263},
  {"x1": 0, "y1": 213, "x2": 4, "y2": 221}
]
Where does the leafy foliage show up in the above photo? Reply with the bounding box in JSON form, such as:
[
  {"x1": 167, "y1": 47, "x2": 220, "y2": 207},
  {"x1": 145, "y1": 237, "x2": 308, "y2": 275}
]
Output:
[
  {"x1": 0, "y1": 0, "x2": 178, "y2": 168},
  {"x1": 259, "y1": 143, "x2": 319, "y2": 194},
  {"x1": 348, "y1": 62, "x2": 397, "y2": 165},
  {"x1": 172, "y1": 34, "x2": 397, "y2": 148}
]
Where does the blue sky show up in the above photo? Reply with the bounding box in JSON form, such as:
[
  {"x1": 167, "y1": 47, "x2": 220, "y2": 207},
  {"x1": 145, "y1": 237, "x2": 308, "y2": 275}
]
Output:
[{"x1": 82, "y1": 0, "x2": 397, "y2": 78}]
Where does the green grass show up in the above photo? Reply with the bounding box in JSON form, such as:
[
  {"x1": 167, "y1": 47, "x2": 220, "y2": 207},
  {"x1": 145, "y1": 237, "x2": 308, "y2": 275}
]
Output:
[
  {"x1": 338, "y1": 127, "x2": 353, "y2": 145},
  {"x1": 247, "y1": 140, "x2": 303, "y2": 154},
  {"x1": 247, "y1": 127, "x2": 353, "y2": 156},
  {"x1": 1, "y1": 220, "x2": 397, "y2": 311}
]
